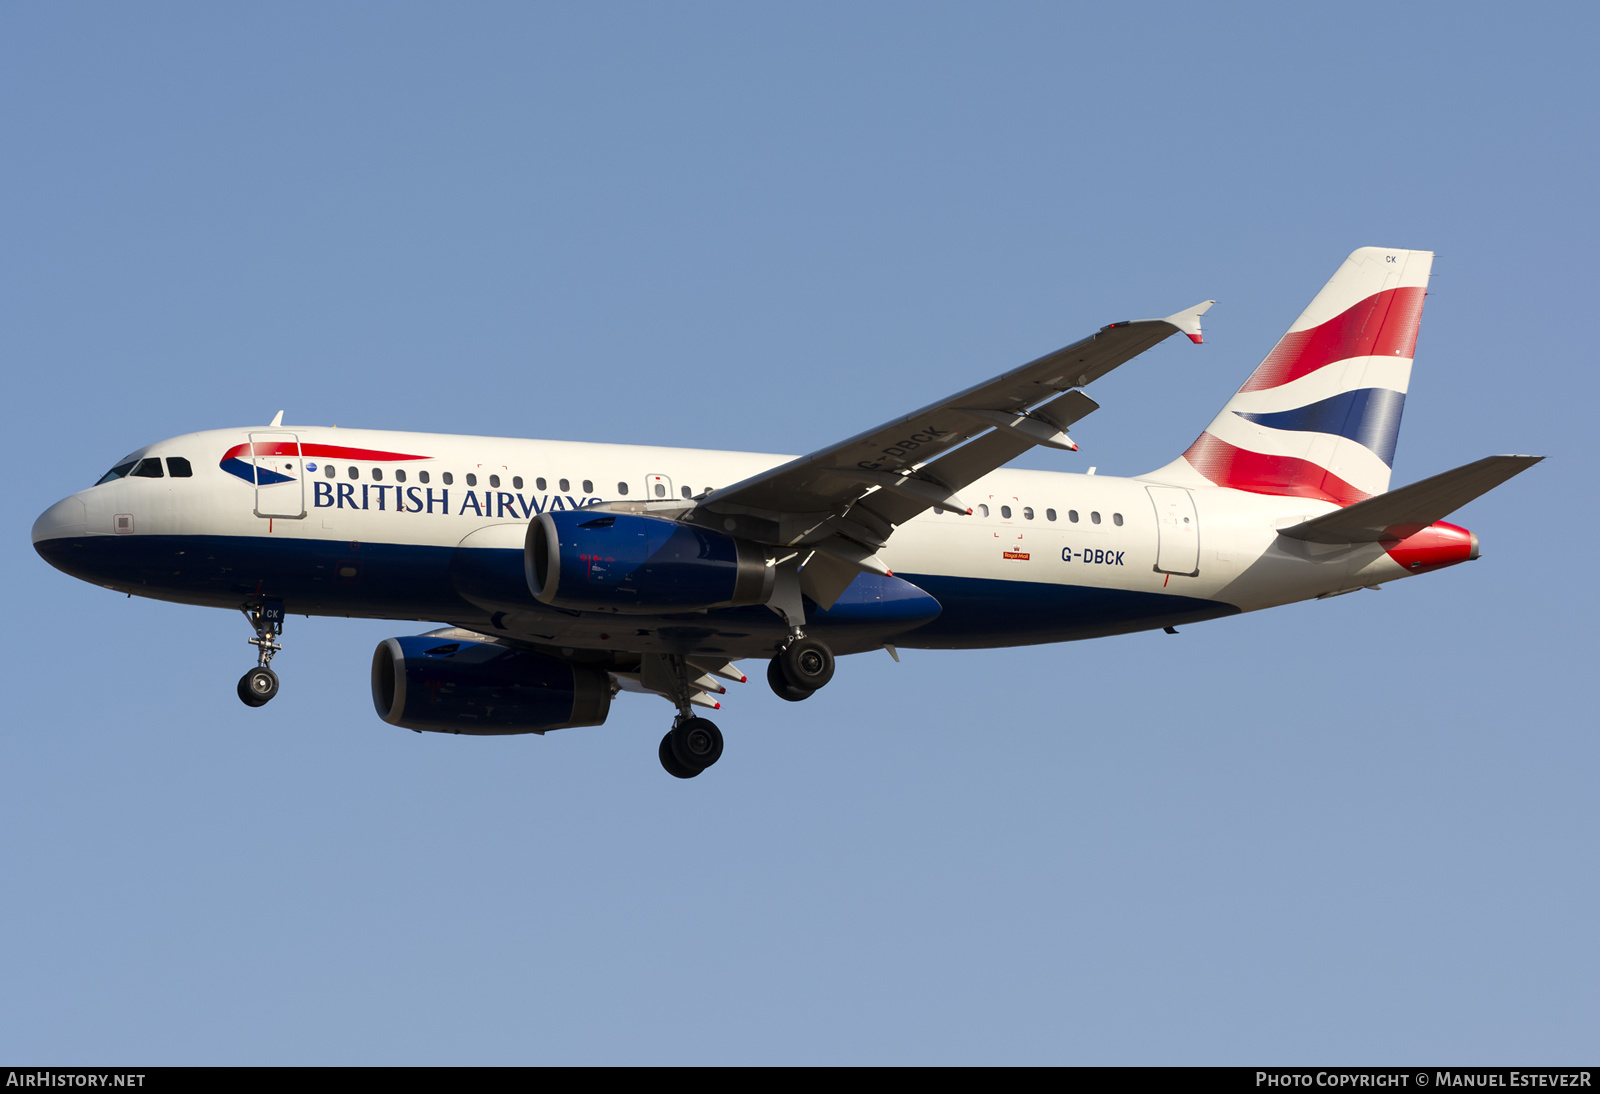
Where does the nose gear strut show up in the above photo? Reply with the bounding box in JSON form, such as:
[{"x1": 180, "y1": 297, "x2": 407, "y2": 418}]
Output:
[{"x1": 237, "y1": 598, "x2": 285, "y2": 707}]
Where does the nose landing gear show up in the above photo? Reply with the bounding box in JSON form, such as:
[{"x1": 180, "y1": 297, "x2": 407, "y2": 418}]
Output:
[{"x1": 237, "y1": 598, "x2": 285, "y2": 707}]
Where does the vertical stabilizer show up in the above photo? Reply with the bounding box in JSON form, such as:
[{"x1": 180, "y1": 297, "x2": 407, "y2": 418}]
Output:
[{"x1": 1147, "y1": 247, "x2": 1433, "y2": 505}]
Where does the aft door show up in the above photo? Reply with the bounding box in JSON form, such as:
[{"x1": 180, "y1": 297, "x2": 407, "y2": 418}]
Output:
[
  {"x1": 1147, "y1": 485, "x2": 1199, "y2": 576},
  {"x1": 249, "y1": 431, "x2": 305, "y2": 518}
]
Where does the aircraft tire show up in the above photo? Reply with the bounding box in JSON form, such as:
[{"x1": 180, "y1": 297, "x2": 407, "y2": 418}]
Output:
[
  {"x1": 778, "y1": 638, "x2": 834, "y2": 691},
  {"x1": 238, "y1": 667, "x2": 279, "y2": 707},
  {"x1": 670, "y1": 717, "x2": 724, "y2": 771},
  {"x1": 767, "y1": 657, "x2": 815, "y2": 702},
  {"x1": 659, "y1": 732, "x2": 701, "y2": 779}
]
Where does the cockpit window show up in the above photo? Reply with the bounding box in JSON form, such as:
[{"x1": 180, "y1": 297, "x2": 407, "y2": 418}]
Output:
[
  {"x1": 131, "y1": 458, "x2": 164, "y2": 478},
  {"x1": 166, "y1": 457, "x2": 193, "y2": 478},
  {"x1": 95, "y1": 461, "x2": 138, "y2": 486}
]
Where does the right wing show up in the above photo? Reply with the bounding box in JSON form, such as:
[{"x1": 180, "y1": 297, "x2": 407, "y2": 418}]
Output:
[{"x1": 680, "y1": 301, "x2": 1213, "y2": 607}]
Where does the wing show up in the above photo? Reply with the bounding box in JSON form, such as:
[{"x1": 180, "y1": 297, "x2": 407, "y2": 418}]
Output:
[{"x1": 679, "y1": 300, "x2": 1213, "y2": 608}]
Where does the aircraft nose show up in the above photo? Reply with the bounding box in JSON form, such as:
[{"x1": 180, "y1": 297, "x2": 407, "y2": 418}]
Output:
[{"x1": 33, "y1": 494, "x2": 87, "y2": 546}]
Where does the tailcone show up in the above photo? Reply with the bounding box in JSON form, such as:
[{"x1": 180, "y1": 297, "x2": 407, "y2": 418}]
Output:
[{"x1": 1385, "y1": 520, "x2": 1477, "y2": 574}]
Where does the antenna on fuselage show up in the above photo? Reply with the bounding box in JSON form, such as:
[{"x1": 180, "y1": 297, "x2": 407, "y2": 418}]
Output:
[{"x1": 268, "y1": 410, "x2": 284, "y2": 427}]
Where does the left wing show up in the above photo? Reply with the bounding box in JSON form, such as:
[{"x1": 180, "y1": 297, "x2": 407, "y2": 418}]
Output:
[{"x1": 679, "y1": 301, "x2": 1212, "y2": 609}]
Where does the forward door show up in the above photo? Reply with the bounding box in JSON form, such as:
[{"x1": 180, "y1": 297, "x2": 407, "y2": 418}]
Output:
[{"x1": 249, "y1": 431, "x2": 305, "y2": 519}]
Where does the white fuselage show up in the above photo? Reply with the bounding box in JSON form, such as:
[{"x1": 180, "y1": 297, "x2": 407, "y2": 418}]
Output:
[{"x1": 34, "y1": 425, "x2": 1420, "y2": 660}]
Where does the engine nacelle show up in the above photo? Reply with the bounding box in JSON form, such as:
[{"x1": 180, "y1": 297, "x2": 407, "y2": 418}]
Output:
[
  {"x1": 371, "y1": 635, "x2": 611, "y2": 735},
  {"x1": 526, "y1": 510, "x2": 774, "y2": 613}
]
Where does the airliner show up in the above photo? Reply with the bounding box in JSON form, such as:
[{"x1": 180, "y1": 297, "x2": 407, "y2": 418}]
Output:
[{"x1": 32, "y1": 248, "x2": 1540, "y2": 778}]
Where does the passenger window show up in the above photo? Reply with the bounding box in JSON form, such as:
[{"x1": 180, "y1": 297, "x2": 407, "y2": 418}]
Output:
[
  {"x1": 349, "y1": 466, "x2": 360, "y2": 480},
  {"x1": 1024, "y1": 507, "x2": 1034, "y2": 520},
  {"x1": 395, "y1": 469, "x2": 406, "y2": 483},
  {"x1": 536, "y1": 477, "x2": 547, "y2": 491},
  {"x1": 132, "y1": 458, "x2": 164, "y2": 478},
  {"x1": 681, "y1": 486, "x2": 692, "y2": 499},
  {"x1": 165, "y1": 457, "x2": 192, "y2": 478},
  {"x1": 582, "y1": 480, "x2": 593, "y2": 493},
  {"x1": 618, "y1": 482, "x2": 629, "y2": 495},
  {"x1": 559, "y1": 478, "x2": 570, "y2": 492},
  {"x1": 325, "y1": 464, "x2": 336, "y2": 478},
  {"x1": 372, "y1": 468, "x2": 384, "y2": 481},
  {"x1": 513, "y1": 476, "x2": 523, "y2": 490},
  {"x1": 1046, "y1": 509, "x2": 1057, "y2": 521},
  {"x1": 466, "y1": 473, "x2": 477, "y2": 487},
  {"x1": 978, "y1": 504, "x2": 990, "y2": 517},
  {"x1": 419, "y1": 471, "x2": 429, "y2": 484},
  {"x1": 1069, "y1": 510, "x2": 1079, "y2": 523},
  {"x1": 442, "y1": 472, "x2": 453, "y2": 486},
  {"x1": 1113, "y1": 513, "x2": 1123, "y2": 526},
  {"x1": 1091, "y1": 511, "x2": 1102, "y2": 524},
  {"x1": 1000, "y1": 505, "x2": 1012, "y2": 519}
]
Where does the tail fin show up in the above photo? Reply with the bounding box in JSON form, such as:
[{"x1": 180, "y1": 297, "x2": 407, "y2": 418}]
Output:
[{"x1": 1148, "y1": 247, "x2": 1433, "y2": 506}]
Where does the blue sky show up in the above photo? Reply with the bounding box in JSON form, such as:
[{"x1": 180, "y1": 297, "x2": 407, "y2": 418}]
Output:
[{"x1": 3, "y1": 3, "x2": 1594, "y2": 1063}]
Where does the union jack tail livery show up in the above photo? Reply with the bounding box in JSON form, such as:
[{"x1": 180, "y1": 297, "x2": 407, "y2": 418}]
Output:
[{"x1": 1153, "y1": 247, "x2": 1433, "y2": 506}]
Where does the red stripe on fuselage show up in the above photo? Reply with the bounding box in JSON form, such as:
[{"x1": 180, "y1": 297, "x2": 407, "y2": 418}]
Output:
[
  {"x1": 1180, "y1": 432, "x2": 1371, "y2": 507},
  {"x1": 221, "y1": 442, "x2": 429, "y2": 462},
  {"x1": 1238, "y1": 286, "x2": 1426, "y2": 393}
]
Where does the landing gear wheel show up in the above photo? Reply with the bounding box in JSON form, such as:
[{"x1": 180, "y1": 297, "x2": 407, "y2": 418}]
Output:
[
  {"x1": 238, "y1": 666, "x2": 279, "y2": 707},
  {"x1": 778, "y1": 638, "x2": 834, "y2": 692},
  {"x1": 659, "y1": 732, "x2": 700, "y2": 779},
  {"x1": 670, "y1": 717, "x2": 724, "y2": 771},
  {"x1": 767, "y1": 657, "x2": 815, "y2": 702}
]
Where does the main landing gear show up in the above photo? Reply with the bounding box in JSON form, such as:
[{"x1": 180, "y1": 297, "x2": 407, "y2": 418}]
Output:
[
  {"x1": 650, "y1": 637, "x2": 835, "y2": 778},
  {"x1": 655, "y1": 652, "x2": 726, "y2": 779},
  {"x1": 237, "y1": 598, "x2": 285, "y2": 708},
  {"x1": 765, "y1": 637, "x2": 835, "y2": 702},
  {"x1": 659, "y1": 716, "x2": 725, "y2": 779}
]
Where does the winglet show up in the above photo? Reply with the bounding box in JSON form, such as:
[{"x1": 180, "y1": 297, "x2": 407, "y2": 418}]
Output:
[
  {"x1": 269, "y1": 410, "x2": 285, "y2": 427},
  {"x1": 1162, "y1": 300, "x2": 1214, "y2": 344}
]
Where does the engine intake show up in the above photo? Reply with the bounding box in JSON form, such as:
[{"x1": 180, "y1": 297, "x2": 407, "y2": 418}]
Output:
[
  {"x1": 371, "y1": 635, "x2": 611, "y2": 734},
  {"x1": 527, "y1": 510, "x2": 773, "y2": 613}
]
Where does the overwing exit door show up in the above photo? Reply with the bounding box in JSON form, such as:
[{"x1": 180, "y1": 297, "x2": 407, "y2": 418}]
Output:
[{"x1": 644, "y1": 474, "x2": 675, "y2": 502}]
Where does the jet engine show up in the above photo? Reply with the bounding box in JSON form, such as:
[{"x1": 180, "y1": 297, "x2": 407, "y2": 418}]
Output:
[
  {"x1": 526, "y1": 510, "x2": 774, "y2": 613},
  {"x1": 371, "y1": 635, "x2": 611, "y2": 734}
]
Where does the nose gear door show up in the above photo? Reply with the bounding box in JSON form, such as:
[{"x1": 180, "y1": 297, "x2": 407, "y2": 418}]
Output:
[{"x1": 248, "y1": 432, "x2": 305, "y2": 519}]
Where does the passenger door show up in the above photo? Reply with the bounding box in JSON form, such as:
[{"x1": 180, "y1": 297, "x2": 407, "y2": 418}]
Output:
[
  {"x1": 249, "y1": 432, "x2": 305, "y2": 519},
  {"x1": 1147, "y1": 485, "x2": 1199, "y2": 576}
]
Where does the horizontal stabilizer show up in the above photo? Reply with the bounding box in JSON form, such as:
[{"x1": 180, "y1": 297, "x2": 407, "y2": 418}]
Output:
[{"x1": 1277, "y1": 455, "x2": 1544, "y2": 543}]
